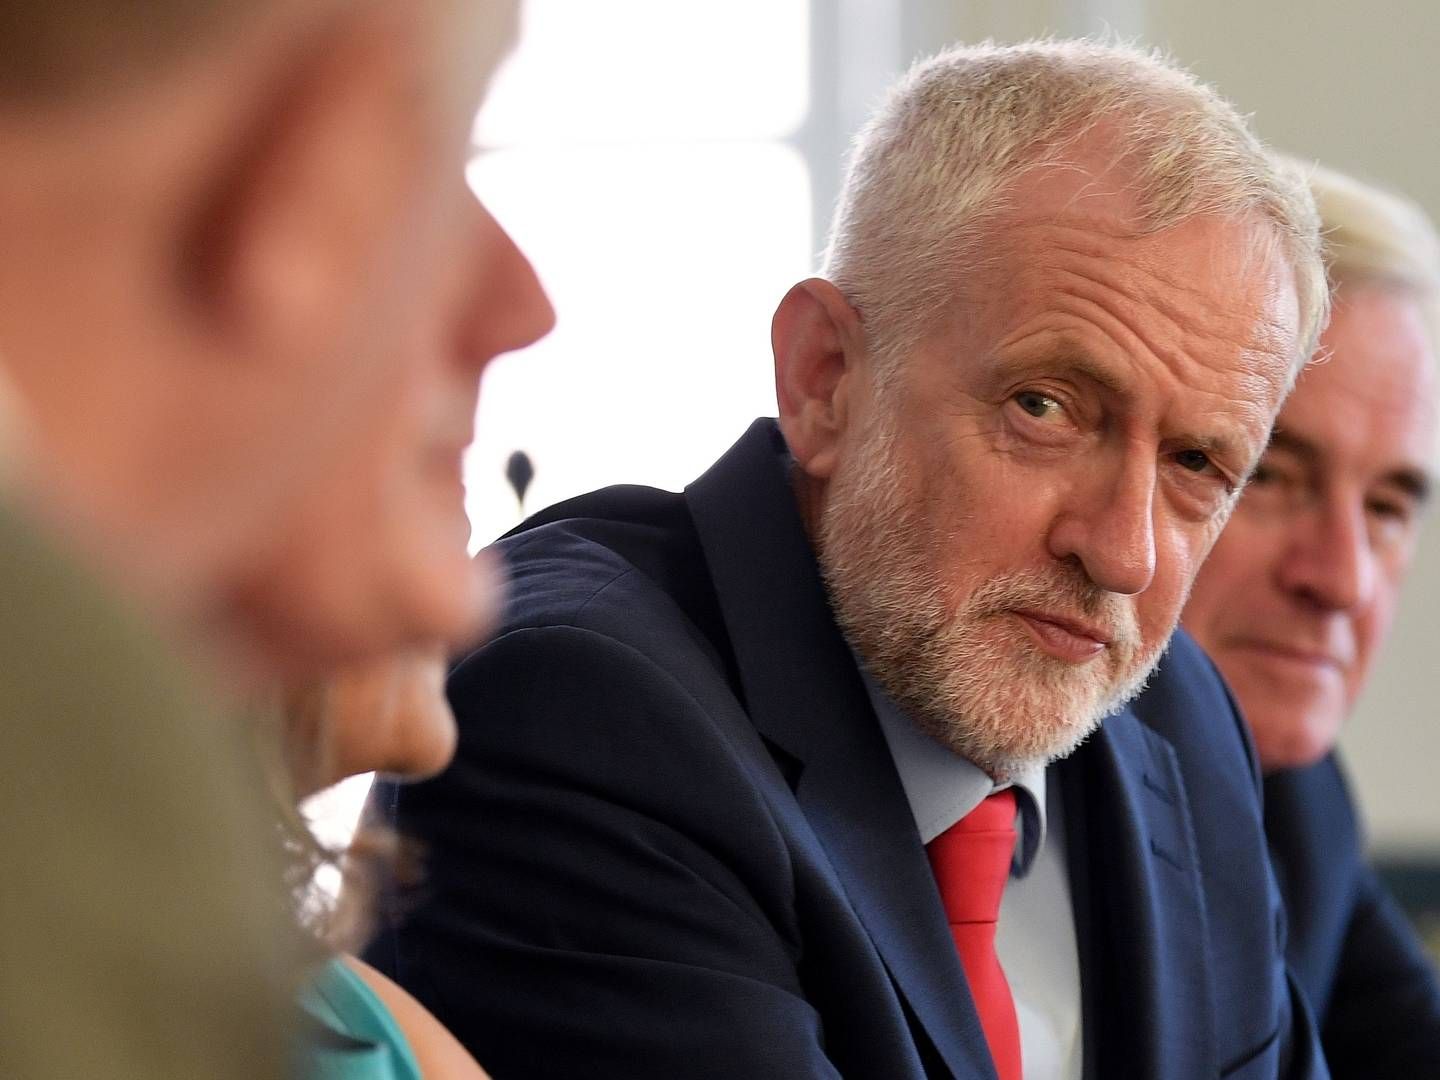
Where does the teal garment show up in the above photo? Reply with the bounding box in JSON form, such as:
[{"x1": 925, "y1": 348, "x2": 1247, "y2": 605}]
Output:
[{"x1": 297, "y1": 958, "x2": 424, "y2": 1080}]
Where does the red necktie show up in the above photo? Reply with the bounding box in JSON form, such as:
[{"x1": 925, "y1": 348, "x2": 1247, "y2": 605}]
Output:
[{"x1": 927, "y1": 789, "x2": 1023, "y2": 1080}]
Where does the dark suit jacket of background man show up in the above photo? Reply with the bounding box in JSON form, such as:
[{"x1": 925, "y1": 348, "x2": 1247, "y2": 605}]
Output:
[
  {"x1": 1265, "y1": 753, "x2": 1440, "y2": 1077},
  {"x1": 368, "y1": 418, "x2": 1325, "y2": 1080}
]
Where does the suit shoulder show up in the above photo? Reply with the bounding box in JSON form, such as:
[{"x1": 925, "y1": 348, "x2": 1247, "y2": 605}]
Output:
[{"x1": 469, "y1": 485, "x2": 735, "y2": 698}]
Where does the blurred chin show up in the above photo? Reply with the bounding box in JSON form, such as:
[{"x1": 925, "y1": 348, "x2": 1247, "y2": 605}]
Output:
[
  {"x1": 384, "y1": 713, "x2": 458, "y2": 782},
  {"x1": 1247, "y1": 697, "x2": 1345, "y2": 773}
]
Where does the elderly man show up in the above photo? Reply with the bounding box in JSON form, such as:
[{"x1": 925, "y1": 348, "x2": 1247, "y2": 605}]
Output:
[
  {"x1": 1184, "y1": 163, "x2": 1440, "y2": 1075},
  {"x1": 370, "y1": 41, "x2": 1326, "y2": 1079},
  {"x1": 0, "y1": 2, "x2": 550, "y2": 1077}
]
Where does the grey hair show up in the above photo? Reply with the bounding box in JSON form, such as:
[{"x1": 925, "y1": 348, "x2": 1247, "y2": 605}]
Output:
[{"x1": 822, "y1": 38, "x2": 1328, "y2": 389}]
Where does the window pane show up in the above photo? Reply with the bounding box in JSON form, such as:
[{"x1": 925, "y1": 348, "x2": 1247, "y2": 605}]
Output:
[
  {"x1": 464, "y1": 143, "x2": 812, "y2": 546},
  {"x1": 476, "y1": 0, "x2": 810, "y2": 145}
]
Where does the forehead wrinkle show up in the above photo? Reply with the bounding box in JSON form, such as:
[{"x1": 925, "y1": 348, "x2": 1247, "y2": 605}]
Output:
[
  {"x1": 1005, "y1": 216, "x2": 1295, "y2": 376},
  {"x1": 1068, "y1": 230, "x2": 1284, "y2": 364},
  {"x1": 1032, "y1": 255, "x2": 1274, "y2": 417}
]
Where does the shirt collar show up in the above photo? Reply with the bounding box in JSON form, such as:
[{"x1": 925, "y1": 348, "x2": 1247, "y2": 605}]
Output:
[{"x1": 859, "y1": 661, "x2": 1047, "y2": 878}]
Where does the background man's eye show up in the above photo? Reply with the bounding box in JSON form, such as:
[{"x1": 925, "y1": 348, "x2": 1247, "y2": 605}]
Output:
[
  {"x1": 1015, "y1": 390, "x2": 1060, "y2": 418},
  {"x1": 1368, "y1": 498, "x2": 1412, "y2": 524},
  {"x1": 1175, "y1": 449, "x2": 1214, "y2": 474}
]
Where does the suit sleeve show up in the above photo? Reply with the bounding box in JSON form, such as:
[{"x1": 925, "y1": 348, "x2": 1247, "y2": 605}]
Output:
[
  {"x1": 365, "y1": 624, "x2": 845, "y2": 1080},
  {"x1": 1319, "y1": 865, "x2": 1440, "y2": 1077}
]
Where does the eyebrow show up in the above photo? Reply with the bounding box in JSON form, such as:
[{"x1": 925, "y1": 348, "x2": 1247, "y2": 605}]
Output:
[
  {"x1": 1266, "y1": 430, "x2": 1434, "y2": 504},
  {"x1": 1002, "y1": 344, "x2": 1261, "y2": 463},
  {"x1": 1053, "y1": 353, "x2": 1129, "y2": 397},
  {"x1": 992, "y1": 348, "x2": 1128, "y2": 397}
]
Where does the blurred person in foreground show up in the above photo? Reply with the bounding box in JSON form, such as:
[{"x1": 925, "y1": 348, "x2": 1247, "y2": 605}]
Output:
[
  {"x1": 0, "y1": 1, "x2": 550, "y2": 1077},
  {"x1": 283, "y1": 651, "x2": 494, "y2": 1078},
  {"x1": 369, "y1": 40, "x2": 1330, "y2": 1079},
  {"x1": 1184, "y1": 161, "x2": 1440, "y2": 1076}
]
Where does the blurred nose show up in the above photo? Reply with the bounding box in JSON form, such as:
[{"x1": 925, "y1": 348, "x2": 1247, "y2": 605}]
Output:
[
  {"x1": 1046, "y1": 453, "x2": 1157, "y2": 596},
  {"x1": 461, "y1": 199, "x2": 556, "y2": 368},
  {"x1": 1275, "y1": 495, "x2": 1376, "y2": 612}
]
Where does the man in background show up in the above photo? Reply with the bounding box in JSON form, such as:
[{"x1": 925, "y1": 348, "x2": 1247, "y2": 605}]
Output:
[
  {"x1": 1184, "y1": 160, "x2": 1440, "y2": 1075},
  {"x1": 370, "y1": 40, "x2": 1329, "y2": 1079},
  {"x1": 0, "y1": 2, "x2": 550, "y2": 1076}
]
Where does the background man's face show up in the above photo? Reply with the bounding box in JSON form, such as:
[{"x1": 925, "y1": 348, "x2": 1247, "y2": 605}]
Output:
[
  {"x1": 1183, "y1": 284, "x2": 1436, "y2": 771},
  {"x1": 819, "y1": 157, "x2": 1300, "y2": 778}
]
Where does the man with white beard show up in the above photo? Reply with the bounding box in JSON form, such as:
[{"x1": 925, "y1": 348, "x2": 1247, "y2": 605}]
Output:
[{"x1": 369, "y1": 40, "x2": 1330, "y2": 1080}]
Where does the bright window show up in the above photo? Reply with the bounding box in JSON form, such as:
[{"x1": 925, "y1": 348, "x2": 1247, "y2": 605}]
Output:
[{"x1": 463, "y1": 0, "x2": 814, "y2": 546}]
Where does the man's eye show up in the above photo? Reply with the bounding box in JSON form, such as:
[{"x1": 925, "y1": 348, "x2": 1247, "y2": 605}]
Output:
[
  {"x1": 1367, "y1": 497, "x2": 1413, "y2": 524},
  {"x1": 1014, "y1": 390, "x2": 1062, "y2": 419},
  {"x1": 1174, "y1": 449, "x2": 1215, "y2": 474}
]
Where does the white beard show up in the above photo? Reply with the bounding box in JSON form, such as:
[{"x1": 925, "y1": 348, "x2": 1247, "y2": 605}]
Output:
[{"x1": 815, "y1": 406, "x2": 1167, "y2": 779}]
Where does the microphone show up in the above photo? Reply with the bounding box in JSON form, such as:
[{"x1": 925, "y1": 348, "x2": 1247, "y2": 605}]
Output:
[{"x1": 505, "y1": 450, "x2": 535, "y2": 514}]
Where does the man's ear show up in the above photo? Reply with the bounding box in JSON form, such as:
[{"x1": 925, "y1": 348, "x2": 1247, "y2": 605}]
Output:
[
  {"x1": 183, "y1": 5, "x2": 430, "y2": 361},
  {"x1": 773, "y1": 277, "x2": 866, "y2": 480}
]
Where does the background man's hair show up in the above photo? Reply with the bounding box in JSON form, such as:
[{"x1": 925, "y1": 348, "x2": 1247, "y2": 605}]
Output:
[
  {"x1": 1293, "y1": 157, "x2": 1440, "y2": 353},
  {"x1": 822, "y1": 38, "x2": 1328, "y2": 390},
  {"x1": 0, "y1": 2, "x2": 256, "y2": 100}
]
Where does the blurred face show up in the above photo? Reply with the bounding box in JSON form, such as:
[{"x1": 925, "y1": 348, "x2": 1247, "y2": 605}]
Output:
[
  {"x1": 284, "y1": 648, "x2": 455, "y2": 795},
  {"x1": 319, "y1": 649, "x2": 456, "y2": 788},
  {"x1": 816, "y1": 163, "x2": 1300, "y2": 779},
  {"x1": 237, "y1": 1, "x2": 554, "y2": 674},
  {"x1": 1183, "y1": 284, "x2": 1436, "y2": 771}
]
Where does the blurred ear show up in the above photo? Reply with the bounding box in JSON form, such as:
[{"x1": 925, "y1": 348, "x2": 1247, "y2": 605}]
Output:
[
  {"x1": 184, "y1": 5, "x2": 431, "y2": 362},
  {"x1": 773, "y1": 277, "x2": 866, "y2": 480}
]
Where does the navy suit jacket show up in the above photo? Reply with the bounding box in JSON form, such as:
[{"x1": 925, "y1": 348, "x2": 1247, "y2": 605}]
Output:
[
  {"x1": 367, "y1": 419, "x2": 1324, "y2": 1079},
  {"x1": 1265, "y1": 754, "x2": 1440, "y2": 1076}
]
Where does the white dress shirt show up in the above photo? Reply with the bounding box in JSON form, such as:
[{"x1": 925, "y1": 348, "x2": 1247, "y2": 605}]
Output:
[{"x1": 864, "y1": 671, "x2": 1084, "y2": 1080}]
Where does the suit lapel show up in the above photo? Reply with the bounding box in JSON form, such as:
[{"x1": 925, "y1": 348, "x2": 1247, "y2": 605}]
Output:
[
  {"x1": 1062, "y1": 709, "x2": 1216, "y2": 1079},
  {"x1": 686, "y1": 420, "x2": 995, "y2": 1080}
]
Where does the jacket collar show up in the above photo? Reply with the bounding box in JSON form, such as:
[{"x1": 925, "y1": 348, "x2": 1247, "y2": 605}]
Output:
[{"x1": 1059, "y1": 672, "x2": 1216, "y2": 1079}]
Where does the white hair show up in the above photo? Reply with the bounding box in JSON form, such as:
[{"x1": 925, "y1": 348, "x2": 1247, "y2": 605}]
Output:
[
  {"x1": 822, "y1": 39, "x2": 1328, "y2": 387},
  {"x1": 1291, "y1": 157, "x2": 1440, "y2": 351}
]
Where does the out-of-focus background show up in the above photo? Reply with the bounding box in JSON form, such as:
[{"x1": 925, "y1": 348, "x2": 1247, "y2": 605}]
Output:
[{"x1": 310, "y1": 0, "x2": 1440, "y2": 953}]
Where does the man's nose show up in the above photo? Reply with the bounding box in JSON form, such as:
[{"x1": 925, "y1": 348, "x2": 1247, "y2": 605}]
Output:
[
  {"x1": 1045, "y1": 453, "x2": 1157, "y2": 596},
  {"x1": 462, "y1": 199, "x2": 556, "y2": 367},
  {"x1": 1275, "y1": 495, "x2": 1376, "y2": 612}
]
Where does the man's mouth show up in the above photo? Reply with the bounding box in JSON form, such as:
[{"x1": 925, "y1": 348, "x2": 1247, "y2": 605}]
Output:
[
  {"x1": 1230, "y1": 638, "x2": 1348, "y2": 674},
  {"x1": 1009, "y1": 608, "x2": 1111, "y2": 663}
]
